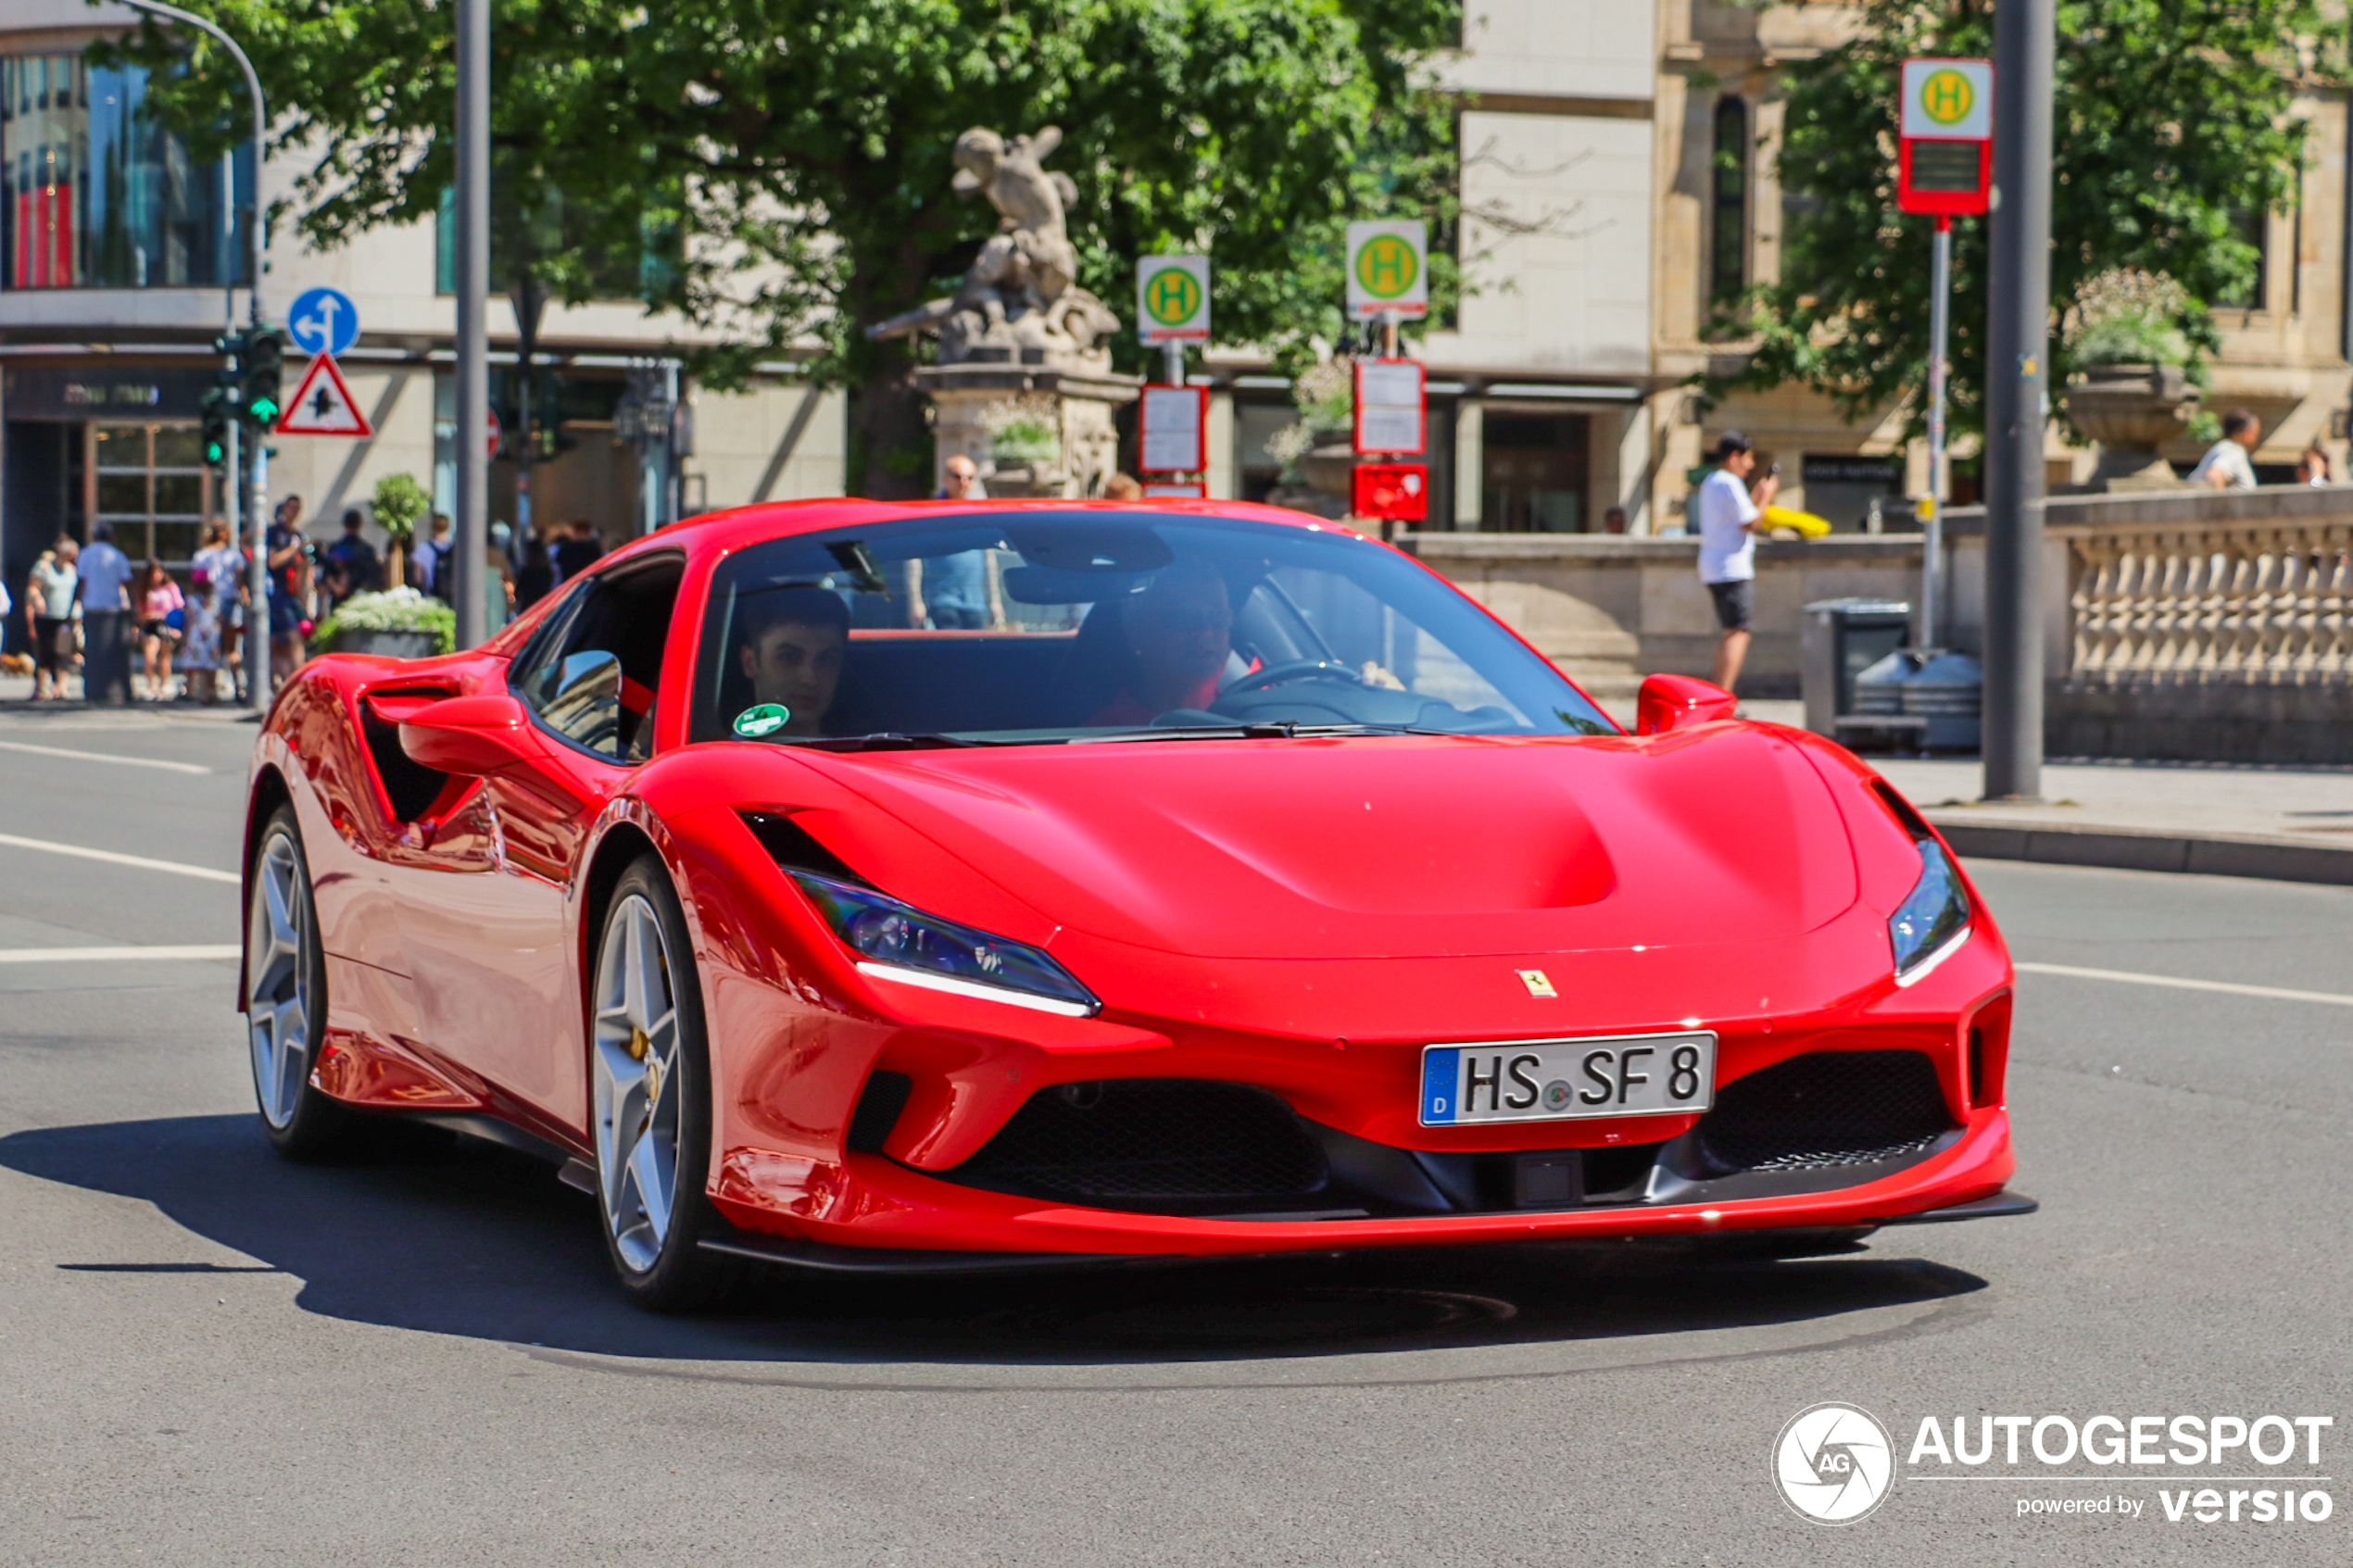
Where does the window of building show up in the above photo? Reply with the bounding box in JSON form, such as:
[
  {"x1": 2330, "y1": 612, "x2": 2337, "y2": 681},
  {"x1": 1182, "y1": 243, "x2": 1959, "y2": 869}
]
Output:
[
  {"x1": 1709, "y1": 95, "x2": 1749, "y2": 307},
  {"x1": 0, "y1": 54, "x2": 246, "y2": 291},
  {"x1": 1481, "y1": 413, "x2": 1588, "y2": 533},
  {"x1": 434, "y1": 183, "x2": 682, "y2": 303},
  {"x1": 2216, "y1": 207, "x2": 2268, "y2": 311},
  {"x1": 89, "y1": 422, "x2": 213, "y2": 567}
]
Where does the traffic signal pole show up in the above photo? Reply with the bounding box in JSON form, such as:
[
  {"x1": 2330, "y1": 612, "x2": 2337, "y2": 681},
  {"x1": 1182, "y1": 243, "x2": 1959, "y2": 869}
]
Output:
[{"x1": 1982, "y1": 0, "x2": 2055, "y2": 800}]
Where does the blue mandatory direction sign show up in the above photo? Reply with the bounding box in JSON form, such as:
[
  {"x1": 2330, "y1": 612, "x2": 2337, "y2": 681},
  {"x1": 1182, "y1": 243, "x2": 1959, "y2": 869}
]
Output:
[{"x1": 287, "y1": 287, "x2": 359, "y2": 358}]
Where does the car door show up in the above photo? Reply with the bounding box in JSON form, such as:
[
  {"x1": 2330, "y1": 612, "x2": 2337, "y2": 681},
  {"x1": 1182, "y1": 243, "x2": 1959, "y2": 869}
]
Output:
[{"x1": 389, "y1": 557, "x2": 683, "y2": 1133}]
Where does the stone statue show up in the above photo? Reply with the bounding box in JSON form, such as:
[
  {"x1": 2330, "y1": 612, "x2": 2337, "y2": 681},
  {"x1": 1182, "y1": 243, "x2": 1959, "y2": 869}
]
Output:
[{"x1": 866, "y1": 126, "x2": 1120, "y2": 370}]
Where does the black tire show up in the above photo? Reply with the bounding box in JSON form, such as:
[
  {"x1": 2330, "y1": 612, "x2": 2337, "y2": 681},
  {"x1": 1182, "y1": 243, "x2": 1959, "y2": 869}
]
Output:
[
  {"x1": 589, "y1": 856, "x2": 733, "y2": 1311},
  {"x1": 245, "y1": 803, "x2": 362, "y2": 1160}
]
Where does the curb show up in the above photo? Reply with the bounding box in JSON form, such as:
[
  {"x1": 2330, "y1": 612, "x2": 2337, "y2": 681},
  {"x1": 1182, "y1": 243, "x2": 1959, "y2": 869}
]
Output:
[{"x1": 1926, "y1": 817, "x2": 2353, "y2": 888}]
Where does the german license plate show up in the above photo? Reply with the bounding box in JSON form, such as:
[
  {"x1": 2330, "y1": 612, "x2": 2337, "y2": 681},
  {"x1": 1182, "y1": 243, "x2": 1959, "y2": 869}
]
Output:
[{"x1": 1419, "y1": 1032, "x2": 1717, "y2": 1126}]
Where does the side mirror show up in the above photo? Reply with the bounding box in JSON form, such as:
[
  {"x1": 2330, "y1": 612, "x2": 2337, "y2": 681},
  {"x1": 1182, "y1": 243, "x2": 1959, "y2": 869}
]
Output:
[
  {"x1": 1635, "y1": 673, "x2": 1740, "y2": 736},
  {"x1": 399, "y1": 693, "x2": 547, "y2": 777}
]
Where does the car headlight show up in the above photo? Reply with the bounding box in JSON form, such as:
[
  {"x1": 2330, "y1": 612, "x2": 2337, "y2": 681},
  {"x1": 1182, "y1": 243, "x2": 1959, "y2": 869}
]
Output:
[
  {"x1": 789, "y1": 871, "x2": 1101, "y2": 1017},
  {"x1": 1889, "y1": 839, "x2": 1971, "y2": 985}
]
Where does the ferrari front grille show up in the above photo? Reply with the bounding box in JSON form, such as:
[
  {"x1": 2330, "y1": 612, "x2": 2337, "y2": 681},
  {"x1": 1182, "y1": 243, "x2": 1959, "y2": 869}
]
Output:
[
  {"x1": 1692, "y1": 1049, "x2": 1955, "y2": 1173},
  {"x1": 947, "y1": 1079, "x2": 1329, "y2": 1207}
]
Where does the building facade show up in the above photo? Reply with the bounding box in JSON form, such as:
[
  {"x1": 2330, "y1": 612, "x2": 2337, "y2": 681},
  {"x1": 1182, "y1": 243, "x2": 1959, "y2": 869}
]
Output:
[
  {"x1": 0, "y1": 0, "x2": 844, "y2": 632},
  {"x1": 7, "y1": 0, "x2": 2346, "y2": 598},
  {"x1": 1210, "y1": 0, "x2": 2353, "y2": 533}
]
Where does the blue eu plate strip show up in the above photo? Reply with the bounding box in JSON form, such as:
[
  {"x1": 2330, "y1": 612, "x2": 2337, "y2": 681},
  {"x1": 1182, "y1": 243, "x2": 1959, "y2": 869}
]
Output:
[{"x1": 1421, "y1": 1047, "x2": 1459, "y2": 1124}]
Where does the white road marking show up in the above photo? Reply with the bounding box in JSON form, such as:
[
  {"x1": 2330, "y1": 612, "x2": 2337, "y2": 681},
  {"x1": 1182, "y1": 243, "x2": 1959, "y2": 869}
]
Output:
[
  {"x1": 0, "y1": 739, "x2": 209, "y2": 774},
  {"x1": 0, "y1": 832, "x2": 239, "y2": 884},
  {"x1": 2016, "y1": 960, "x2": 2353, "y2": 1009},
  {"x1": 0, "y1": 946, "x2": 238, "y2": 964}
]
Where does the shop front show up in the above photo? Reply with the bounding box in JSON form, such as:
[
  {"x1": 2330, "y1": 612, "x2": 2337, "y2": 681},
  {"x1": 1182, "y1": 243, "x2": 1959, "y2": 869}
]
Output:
[{"x1": 2, "y1": 361, "x2": 220, "y2": 648}]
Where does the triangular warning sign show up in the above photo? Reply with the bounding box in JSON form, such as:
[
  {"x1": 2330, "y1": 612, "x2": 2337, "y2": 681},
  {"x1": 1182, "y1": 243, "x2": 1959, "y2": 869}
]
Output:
[{"x1": 275, "y1": 353, "x2": 372, "y2": 437}]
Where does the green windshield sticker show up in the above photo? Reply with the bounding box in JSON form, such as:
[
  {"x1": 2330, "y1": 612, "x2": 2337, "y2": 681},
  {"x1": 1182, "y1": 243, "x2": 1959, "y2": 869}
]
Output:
[{"x1": 733, "y1": 703, "x2": 791, "y2": 737}]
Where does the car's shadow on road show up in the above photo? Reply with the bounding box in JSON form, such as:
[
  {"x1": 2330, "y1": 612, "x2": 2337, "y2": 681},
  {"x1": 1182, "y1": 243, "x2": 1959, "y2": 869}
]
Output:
[{"x1": 1, "y1": 1114, "x2": 1988, "y2": 1370}]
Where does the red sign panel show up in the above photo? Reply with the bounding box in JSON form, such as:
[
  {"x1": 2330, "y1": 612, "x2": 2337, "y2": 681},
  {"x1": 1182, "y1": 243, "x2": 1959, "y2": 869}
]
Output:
[
  {"x1": 1352, "y1": 463, "x2": 1428, "y2": 523},
  {"x1": 1897, "y1": 138, "x2": 1993, "y2": 218}
]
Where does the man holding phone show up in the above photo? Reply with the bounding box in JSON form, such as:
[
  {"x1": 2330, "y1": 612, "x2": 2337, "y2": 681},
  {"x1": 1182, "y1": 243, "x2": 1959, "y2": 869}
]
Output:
[{"x1": 1694, "y1": 431, "x2": 1778, "y2": 694}]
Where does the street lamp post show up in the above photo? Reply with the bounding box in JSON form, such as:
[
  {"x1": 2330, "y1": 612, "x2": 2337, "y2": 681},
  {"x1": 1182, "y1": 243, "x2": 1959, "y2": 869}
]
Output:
[
  {"x1": 453, "y1": 0, "x2": 492, "y2": 649},
  {"x1": 114, "y1": 0, "x2": 275, "y2": 709},
  {"x1": 1982, "y1": 0, "x2": 2056, "y2": 801}
]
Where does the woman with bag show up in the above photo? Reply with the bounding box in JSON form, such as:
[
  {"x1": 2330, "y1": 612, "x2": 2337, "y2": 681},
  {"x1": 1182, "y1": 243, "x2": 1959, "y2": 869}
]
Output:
[
  {"x1": 183, "y1": 521, "x2": 239, "y2": 705},
  {"x1": 136, "y1": 560, "x2": 184, "y2": 701}
]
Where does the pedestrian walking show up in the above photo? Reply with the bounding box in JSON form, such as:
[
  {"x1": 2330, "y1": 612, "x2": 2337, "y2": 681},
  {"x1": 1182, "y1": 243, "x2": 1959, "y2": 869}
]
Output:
[
  {"x1": 267, "y1": 496, "x2": 313, "y2": 682},
  {"x1": 2190, "y1": 408, "x2": 2261, "y2": 490},
  {"x1": 514, "y1": 533, "x2": 556, "y2": 611},
  {"x1": 920, "y1": 456, "x2": 992, "y2": 628},
  {"x1": 553, "y1": 519, "x2": 603, "y2": 583},
  {"x1": 411, "y1": 513, "x2": 453, "y2": 600},
  {"x1": 135, "y1": 560, "x2": 184, "y2": 701},
  {"x1": 26, "y1": 539, "x2": 79, "y2": 700},
  {"x1": 184, "y1": 521, "x2": 240, "y2": 705},
  {"x1": 484, "y1": 531, "x2": 517, "y2": 631},
  {"x1": 322, "y1": 508, "x2": 382, "y2": 605},
  {"x1": 1694, "y1": 431, "x2": 1777, "y2": 696},
  {"x1": 77, "y1": 522, "x2": 135, "y2": 704}
]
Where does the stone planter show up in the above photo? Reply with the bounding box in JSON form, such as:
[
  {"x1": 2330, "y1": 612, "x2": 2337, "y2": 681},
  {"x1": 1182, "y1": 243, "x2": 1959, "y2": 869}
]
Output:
[
  {"x1": 982, "y1": 453, "x2": 1063, "y2": 497},
  {"x1": 2063, "y1": 362, "x2": 2199, "y2": 491},
  {"x1": 1298, "y1": 427, "x2": 1363, "y2": 500},
  {"x1": 338, "y1": 628, "x2": 439, "y2": 659}
]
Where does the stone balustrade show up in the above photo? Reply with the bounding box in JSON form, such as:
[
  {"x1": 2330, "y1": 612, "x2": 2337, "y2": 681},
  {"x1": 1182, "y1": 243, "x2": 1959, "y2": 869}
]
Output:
[
  {"x1": 1403, "y1": 483, "x2": 2353, "y2": 762},
  {"x1": 2062, "y1": 514, "x2": 2353, "y2": 682}
]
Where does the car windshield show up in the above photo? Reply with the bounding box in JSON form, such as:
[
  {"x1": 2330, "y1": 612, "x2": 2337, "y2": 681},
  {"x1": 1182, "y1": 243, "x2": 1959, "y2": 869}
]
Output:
[{"x1": 688, "y1": 510, "x2": 1617, "y2": 746}]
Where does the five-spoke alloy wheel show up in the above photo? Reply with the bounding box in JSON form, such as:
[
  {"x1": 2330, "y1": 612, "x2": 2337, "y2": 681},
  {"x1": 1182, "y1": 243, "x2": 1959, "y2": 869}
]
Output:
[
  {"x1": 245, "y1": 805, "x2": 354, "y2": 1158},
  {"x1": 591, "y1": 856, "x2": 726, "y2": 1310}
]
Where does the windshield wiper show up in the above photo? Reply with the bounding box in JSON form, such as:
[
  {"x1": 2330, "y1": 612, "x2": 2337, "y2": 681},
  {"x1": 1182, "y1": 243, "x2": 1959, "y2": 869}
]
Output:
[
  {"x1": 1078, "y1": 722, "x2": 1343, "y2": 744},
  {"x1": 775, "y1": 732, "x2": 991, "y2": 752},
  {"x1": 1076, "y1": 722, "x2": 1485, "y2": 745}
]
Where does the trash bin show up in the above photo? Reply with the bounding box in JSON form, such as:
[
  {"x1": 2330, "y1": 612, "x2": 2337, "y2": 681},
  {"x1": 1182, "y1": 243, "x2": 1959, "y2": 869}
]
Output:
[
  {"x1": 1801, "y1": 598, "x2": 1912, "y2": 735},
  {"x1": 1901, "y1": 649, "x2": 1983, "y2": 751}
]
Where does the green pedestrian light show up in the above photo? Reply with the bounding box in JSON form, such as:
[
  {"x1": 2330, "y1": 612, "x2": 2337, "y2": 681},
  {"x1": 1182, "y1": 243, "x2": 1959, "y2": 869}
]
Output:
[{"x1": 241, "y1": 326, "x2": 287, "y2": 427}]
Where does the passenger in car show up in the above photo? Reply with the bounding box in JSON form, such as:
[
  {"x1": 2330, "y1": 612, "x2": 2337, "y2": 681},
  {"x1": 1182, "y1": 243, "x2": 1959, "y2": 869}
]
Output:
[
  {"x1": 1088, "y1": 563, "x2": 1234, "y2": 726},
  {"x1": 736, "y1": 587, "x2": 849, "y2": 736}
]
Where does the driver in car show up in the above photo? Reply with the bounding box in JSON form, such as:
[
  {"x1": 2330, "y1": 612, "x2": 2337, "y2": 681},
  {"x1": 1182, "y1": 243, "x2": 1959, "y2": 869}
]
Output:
[
  {"x1": 1089, "y1": 564, "x2": 1235, "y2": 726},
  {"x1": 737, "y1": 587, "x2": 849, "y2": 736}
]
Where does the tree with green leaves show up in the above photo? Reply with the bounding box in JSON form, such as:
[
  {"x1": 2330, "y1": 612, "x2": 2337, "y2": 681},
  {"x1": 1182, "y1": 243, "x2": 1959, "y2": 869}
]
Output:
[
  {"x1": 1707, "y1": 0, "x2": 2338, "y2": 445},
  {"x1": 119, "y1": 1, "x2": 1460, "y2": 495}
]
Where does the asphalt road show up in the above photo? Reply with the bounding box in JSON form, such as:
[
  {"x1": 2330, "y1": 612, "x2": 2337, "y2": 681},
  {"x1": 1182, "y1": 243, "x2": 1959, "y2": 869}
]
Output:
[{"x1": 0, "y1": 709, "x2": 2344, "y2": 1566}]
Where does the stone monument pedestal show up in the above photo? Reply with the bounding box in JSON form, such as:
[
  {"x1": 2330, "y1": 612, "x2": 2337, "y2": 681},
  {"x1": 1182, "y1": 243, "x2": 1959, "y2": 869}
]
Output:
[{"x1": 917, "y1": 359, "x2": 1141, "y2": 500}]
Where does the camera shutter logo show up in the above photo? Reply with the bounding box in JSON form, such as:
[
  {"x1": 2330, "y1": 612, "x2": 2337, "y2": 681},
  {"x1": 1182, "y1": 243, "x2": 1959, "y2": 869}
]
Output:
[{"x1": 1772, "y1": 1402, "x2": 1896, "y2": 1524}]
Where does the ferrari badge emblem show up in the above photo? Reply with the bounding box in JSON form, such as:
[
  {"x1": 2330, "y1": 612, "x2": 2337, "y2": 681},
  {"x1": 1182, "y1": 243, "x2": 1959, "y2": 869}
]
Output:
[
  {"x1": 734, "y1": 703, "x2": 791, "y2": 738},
  {"x1": 1517, "y1": 969, "x2": 1556, "y2": 997}
]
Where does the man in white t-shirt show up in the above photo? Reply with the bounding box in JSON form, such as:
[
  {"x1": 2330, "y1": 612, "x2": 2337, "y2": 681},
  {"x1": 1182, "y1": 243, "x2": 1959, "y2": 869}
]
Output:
[
  {"x1": 2188, "y1": 408, "x2": 2259, "y2": 490},
  {"x1": 1693, "y1": 431, "x2": 1778, "y2": 693}
]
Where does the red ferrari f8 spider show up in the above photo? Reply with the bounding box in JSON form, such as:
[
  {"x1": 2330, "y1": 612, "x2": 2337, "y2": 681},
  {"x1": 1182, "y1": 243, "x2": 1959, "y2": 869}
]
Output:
[{"x1": 242, "y1": 500, "x2": 2028, "y2": 1309}]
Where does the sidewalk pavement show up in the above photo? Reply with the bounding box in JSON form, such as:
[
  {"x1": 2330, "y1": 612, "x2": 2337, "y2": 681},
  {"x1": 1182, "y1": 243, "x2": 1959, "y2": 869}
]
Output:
[{"x1": 1738, "y1": 699, "x2": 2353, "y2": 886}]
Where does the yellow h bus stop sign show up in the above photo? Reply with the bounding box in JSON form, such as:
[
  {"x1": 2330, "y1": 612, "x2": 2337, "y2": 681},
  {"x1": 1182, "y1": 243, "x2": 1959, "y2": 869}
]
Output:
[{"x1": 1346, "y1": 220, "x2": 1428, "y2": 319}]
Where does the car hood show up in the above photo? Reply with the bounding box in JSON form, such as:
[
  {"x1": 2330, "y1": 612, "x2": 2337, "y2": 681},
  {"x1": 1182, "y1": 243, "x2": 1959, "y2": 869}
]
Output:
[{"x1": 802, "y1": 728, "x2": 1858, "y2": 960}]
